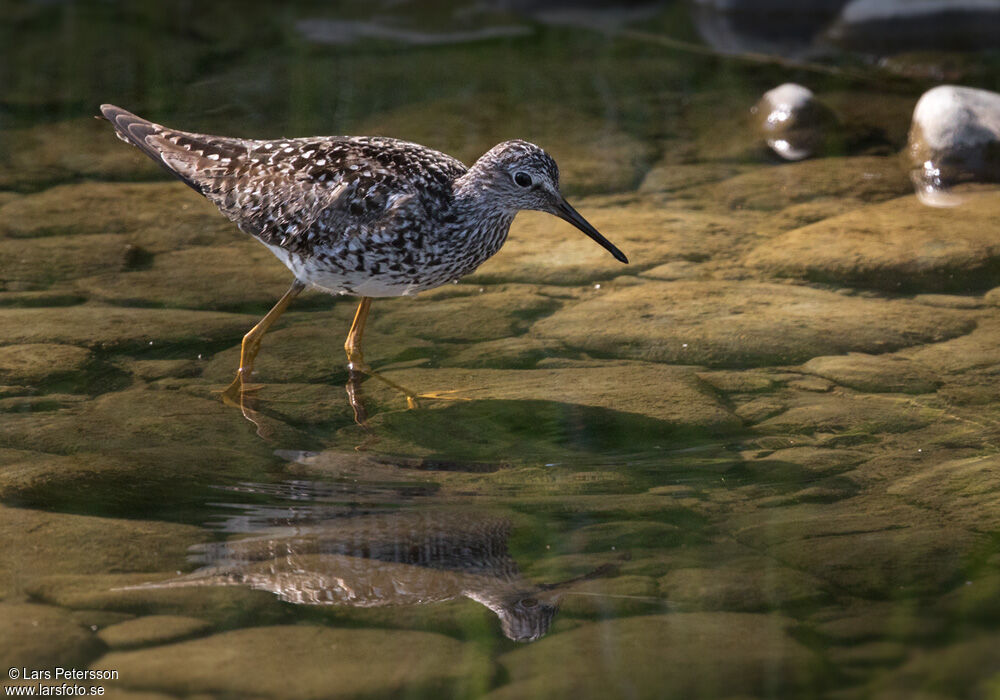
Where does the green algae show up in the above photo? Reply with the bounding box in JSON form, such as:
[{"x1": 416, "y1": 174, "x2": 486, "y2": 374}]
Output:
[{"x1": 3, "y1": 2, "x2": 1000, "y2": 698}]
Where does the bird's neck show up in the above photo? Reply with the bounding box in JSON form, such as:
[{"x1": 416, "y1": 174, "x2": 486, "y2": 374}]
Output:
[{"x1": 448, "y1": 173, "x2": 517, "y2": 260}]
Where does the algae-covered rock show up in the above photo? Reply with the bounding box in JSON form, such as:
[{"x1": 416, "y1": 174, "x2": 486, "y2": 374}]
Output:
[
  {"x1": 0, "y1": 389, "x2": 275, "y2": 458},
  {"x1": 358, "y1": 95, "x2": 654, "y2": 195},
  {"x1": 658, "y1": 562, "x2": 828, "y2": 611},
  {"x1": 800, "y1": 353, "x2": 941, "y2": 394},
  {"x1": 744, "y1": 446, "x2": 869, "y2": 478},
  {"x1": 866, "y1": 633, "x2": 1000, "y2": 700},
  {"x1": 468, "y1": 197, "x2": 755, "y2": 285},
  {"x1": 0, "y1": 602, "x2": 104, "y2": 670},
  {"x1": 899, "y1": 317, "x2": 1000, "y2": 374},
  {"x1": 27, "y1": 574, "x2": 290, "y2": 629},
  {"x1": 745, "y1": 193, "x2": 1000, "y2": 292},
  {"x1": 638, "y1": 162, "x2": 753, "y2": 194},
  {"x1": 360, "y1": 363, "x2": 740, "y2": 432},
  {"x1": 531, "y1": 281, "x2": 974, "y2": 368},
  {"x1": 887, "y1": 454, "x2": 1000, "y2": 532},
  {"x1": 0, "y1": 305, "x2": 256, "y2": 350},
  {"x1": 0, "y1": 118, "x2": 163, "y2": 191},
  {"x1": 200, "y1": 309, "x2": 432, "y2": 385},
  {"x1": 677, "y1": 156, "x2": 909, "y2": 212},
  {"x1": 77, "y1": 243, "x2": 294, "y2": 312},
  {"x1": 752, "y1": 393, "x2": 933, "y2": 434},
  {"x1": 0, "y1": 182, "x2": 233, "y2": 251},
  {"x1": 732, "y1": 501, "x2": 977, "y2": 597},
  {"x1": 0, "y1": 344, "x2": 92, "y2": 386},
  {"x1": 100, "y1": 626, "x2": 493, "y2": 699},
  {"x1": 0, "y1": 505, "x2": 201, "y2": 597},
  {"x1": 557, "y1": 575, "x2": 664, "y2": 618},
  {"x1": 490, "y1": 613, "x2": 822, "y2": 699},
  {"x1": 448, "y1": 336, "x2": 553, "y2": 369},
  {"x1": 97, "y1": 615, "x2": 211, "y2": 649},
  {"x1": 373, "y1": 285, "x2": 561, "y2": 343},
  {"x1": 0, "y1": 234, "x2": 135, "y2": 291}
]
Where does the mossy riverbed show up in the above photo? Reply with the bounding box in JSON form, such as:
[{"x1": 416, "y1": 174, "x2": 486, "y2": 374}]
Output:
[{"x1": 4, "y1": 2, "x2": 1000, "y2": 698}]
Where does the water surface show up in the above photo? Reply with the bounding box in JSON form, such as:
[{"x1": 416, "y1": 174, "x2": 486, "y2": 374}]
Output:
[{"x1": 3, "y1": 2, "x2": 1000, "y2": 698}]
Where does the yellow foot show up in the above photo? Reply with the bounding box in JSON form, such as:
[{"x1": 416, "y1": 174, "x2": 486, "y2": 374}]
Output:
[
  {"x1": 415, "y1": 389, "x2": 472, "y2": 402},
  {"x1": 218, "y1": 372, "x2": 261, "y2": 406}
]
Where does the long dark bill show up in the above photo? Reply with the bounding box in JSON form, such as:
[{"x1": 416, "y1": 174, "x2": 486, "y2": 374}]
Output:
[{"x1": 555, "y1": 199, "x2": 629, "y2": 264}]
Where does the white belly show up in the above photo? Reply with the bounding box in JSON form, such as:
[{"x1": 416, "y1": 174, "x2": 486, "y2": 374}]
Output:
[{"x1": 262, "y1": 242, "x2": 427, "y2": 297}]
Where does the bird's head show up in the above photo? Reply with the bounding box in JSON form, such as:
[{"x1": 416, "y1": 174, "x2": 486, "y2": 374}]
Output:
[{"x1": 469, "y1": 140, "x2": 628, "y2": 264}]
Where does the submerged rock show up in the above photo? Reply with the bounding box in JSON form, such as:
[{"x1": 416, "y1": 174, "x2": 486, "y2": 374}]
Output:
[
  {"x1": 0, "y1": 504, "x2": 201, "y2": 597},
  {"x1": 745, "y1": 193, "x2": 1000, "y2": 292},
  {"x1": 0, "y1": 344, "x2": 92, "y2": 386},
  {"x1": 752, "y1": 84, "x2": 838, "y2": 161},
  {"x1": 490, "y1": 613, "x2": 822, "y2": 699},
  {"x1": 657, "y1": 562, "x2": 828, "y2": 611},
  {"x1": 469, "y1": 196, "x2": 753, "y2": 285},
  {"x1": 0, "y1": 306, "x2": 256, "y2": 350},
  {"x1": 678, "y1": 155, "x2": 910, "y2": 213},
  {"x1": 100, "y1": 626, "x2": 492, "y2": 699},
  {"x1": 357, "y1": 95, "x2": 654, "y2": 196},
  {"x1": 0, "y1": 118, "x2": 162, "y2": 192},
  {"x1": 887, "y1": 454, "x2": 1000, "y2": 532},
  {"x1": 800, "y1": 353, "x2": 941, "y2": 394},
  {"x1": 826, "y1": 0, "x2": 1000, "y2": 53},
  {"x1": 531, "y1": 281, "x2": 974, "y2": 368},
  {"x1": 97, "y1": 615, "x2": 211, "y2": 650},
  {"x1": 360, "y1": 362, "x2": 741, "y2": 433},
  {"x1": 690, "y1": 0, "x2": 848, "y2": 58},
  {"x1": 733, "y1": 500, "x2": 978, "y2": 596},
  {"x1": 0, "y1": 603, "x2": 104, "y2": 670},
  {"x1": 906, "y1": 85, "x2": 1000, "y2": 206}
]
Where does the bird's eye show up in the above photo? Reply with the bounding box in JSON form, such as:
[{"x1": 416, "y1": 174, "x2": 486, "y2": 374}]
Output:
[
  {"x1": 521, "y1": 597, "x2": 538, "y2": 608},
  {"x1": 514, "y1": 172, "x2": 532, "y2": 187}
]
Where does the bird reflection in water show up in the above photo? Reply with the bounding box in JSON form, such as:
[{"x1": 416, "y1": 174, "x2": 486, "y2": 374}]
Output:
[{"x1": 126, "y1": 509, "x2": 610, "y2": 642}]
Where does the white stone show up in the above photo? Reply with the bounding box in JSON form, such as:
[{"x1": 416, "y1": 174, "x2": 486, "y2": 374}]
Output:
[
  {"x1": 840, "y1": 0, "x2": 1000, "y2": 24},
  {"x1": 912, "y1": 85, "x2": 1000, "y2": 153}
]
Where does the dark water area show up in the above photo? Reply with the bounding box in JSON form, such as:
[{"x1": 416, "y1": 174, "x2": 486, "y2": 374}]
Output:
[{"x1": 3, "y1": 1, "x2": 1000, "y2": 698}]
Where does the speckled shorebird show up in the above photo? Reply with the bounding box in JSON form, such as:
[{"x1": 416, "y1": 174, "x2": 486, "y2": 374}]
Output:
[{"x1": 100, "y1": 104, "x2": 628, "y2": 403}]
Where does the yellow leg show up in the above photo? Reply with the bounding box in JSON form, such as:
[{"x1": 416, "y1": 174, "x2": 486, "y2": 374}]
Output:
[
  {"x1": 344, "y1": 297, "x2": 373, "y2": 370},
  {"x1": 221, "y1": 280, "x2": 305, "y2": 402},
  {"x1": 342, "y1": 297, "x2": 423, "y2": 410}
]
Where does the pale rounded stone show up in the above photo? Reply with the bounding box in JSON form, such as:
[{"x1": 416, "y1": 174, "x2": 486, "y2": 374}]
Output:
[
  {"x1": 907, "y1": 85, "x2": 1000, "y2": 204},
  {"x1": 752, "y1": 84, "x2": 837, "y2": 161}
]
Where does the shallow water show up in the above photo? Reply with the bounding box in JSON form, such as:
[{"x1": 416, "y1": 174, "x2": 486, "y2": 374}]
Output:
[{"x1": 4, "y1": 2, "x2": 1000, "y2": 698}]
